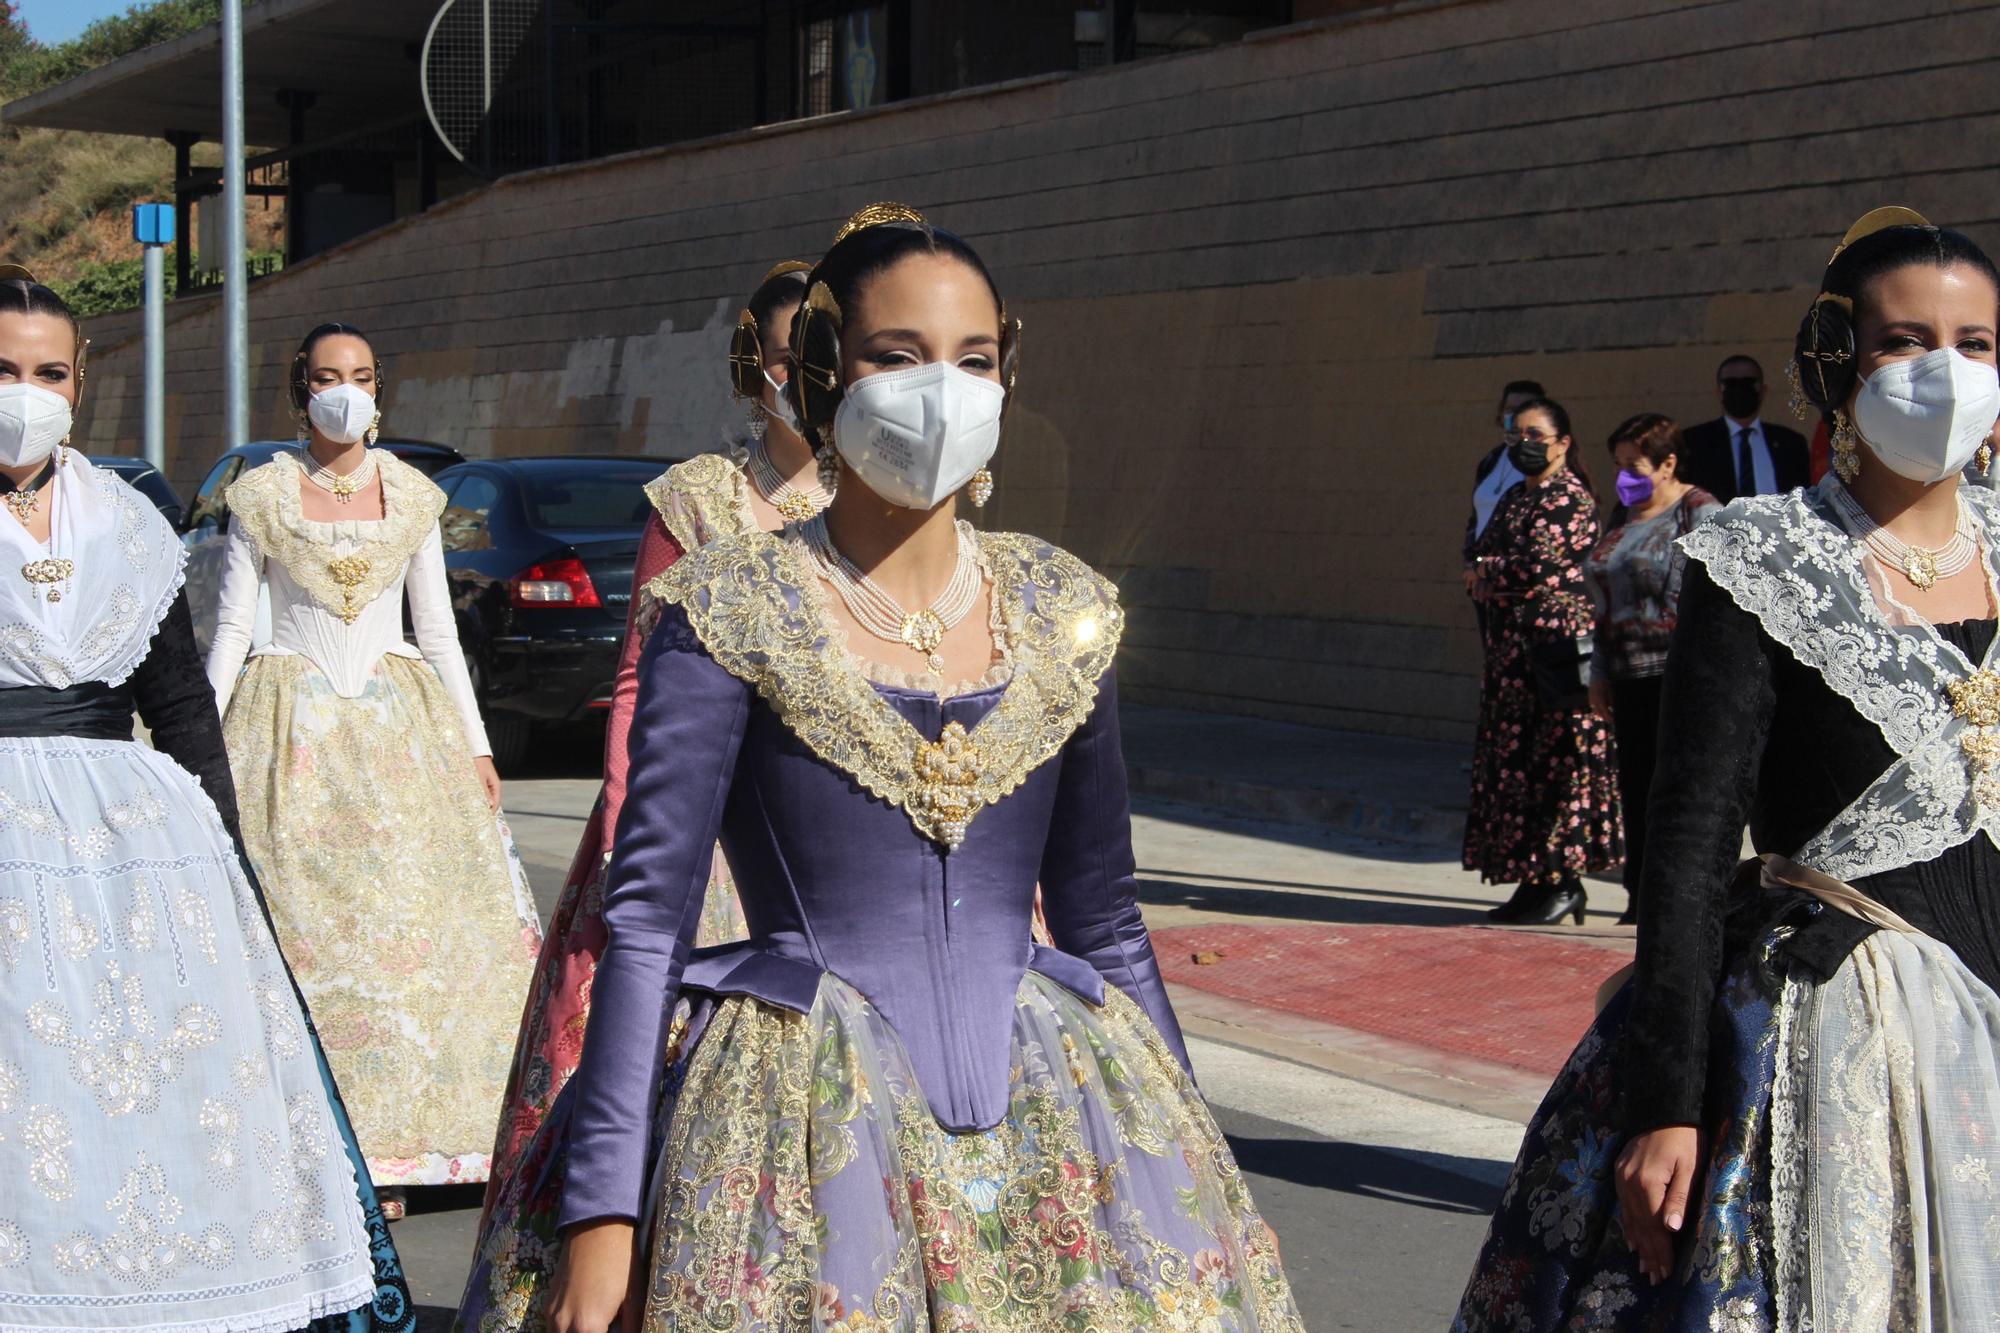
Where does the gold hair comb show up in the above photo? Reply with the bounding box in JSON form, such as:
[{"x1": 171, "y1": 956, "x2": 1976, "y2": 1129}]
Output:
[{"x1": 832, "y1": 202, "x2": 926, "y2": 245}]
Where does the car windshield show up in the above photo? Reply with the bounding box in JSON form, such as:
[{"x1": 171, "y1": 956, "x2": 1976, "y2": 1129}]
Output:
[
  {"x1": 385, "y1": 447, "x2": 459, "y2": 477},
  {"x1": 519, "y1": 464, "x2": 661, "y2": 529}
]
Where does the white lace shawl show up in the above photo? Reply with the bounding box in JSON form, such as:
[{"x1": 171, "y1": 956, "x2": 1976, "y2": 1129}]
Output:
[
  {"x1": 1681, "y1": 476, "x2": 2000, "y2": 882},
  {"x1": 0, "y1": 451, "x2": 186, "y2": 690}
]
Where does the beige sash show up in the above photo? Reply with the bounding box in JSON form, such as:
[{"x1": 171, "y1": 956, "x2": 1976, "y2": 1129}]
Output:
[{"x1": 1592, "y1": 853, "x2": 1917, "y2": 1012}]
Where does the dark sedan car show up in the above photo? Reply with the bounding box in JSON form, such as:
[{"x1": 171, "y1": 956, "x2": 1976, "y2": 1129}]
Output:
[
  {"x1": 432, "y1": 456, "x2": 670, "y2": 770},
  {"x1": 90, "y1": 455, "x2": 185, "y2": 526}
]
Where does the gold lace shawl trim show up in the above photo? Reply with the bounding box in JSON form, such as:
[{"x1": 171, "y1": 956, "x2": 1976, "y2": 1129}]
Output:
[
  {"x1": 644, "y1": 454, "x2": 755, "y2": 554},
  {"x1": 648, "y1": 529, "x2": 1122, "y2": 847},
  {"x1": 226, "y1": 449, "x2": 447, "y2": 618}
]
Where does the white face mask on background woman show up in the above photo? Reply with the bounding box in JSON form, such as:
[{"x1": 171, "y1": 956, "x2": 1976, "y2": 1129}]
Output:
[
  {"x1": 0, "y1": 382, "x2": 73, "y2": 470},
  {"x1": 832, "y1": 361, "x2": 1005, "y2": 510},
  {"x1": 763, "y1": 370, "x2": 798, "y2": 433},
  {"x1": 307, "y1": 382, "x2": 377, "y2": 446},
  {"x1": 1853, "y1": 346, "x2": 2000, "y2": 483}
]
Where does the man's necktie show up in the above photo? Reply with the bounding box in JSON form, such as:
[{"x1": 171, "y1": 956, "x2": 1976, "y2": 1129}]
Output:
[{"x1": 1736, "y1": 427, "x2": 1754, "y2": 496}]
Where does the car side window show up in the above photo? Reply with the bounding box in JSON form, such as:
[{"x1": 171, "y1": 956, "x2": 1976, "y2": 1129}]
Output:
[
  {"x1": 185, "y1": 458, "x2": 243, "y2": 531},
  {"x1": 440, "y1": 473, "x2": 503, "y2": 553}
]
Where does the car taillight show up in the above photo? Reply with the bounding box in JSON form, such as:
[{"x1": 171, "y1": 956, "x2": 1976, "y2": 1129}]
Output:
[{"x1": 509, "y1": 557, "x2": 602, "y2": 609}]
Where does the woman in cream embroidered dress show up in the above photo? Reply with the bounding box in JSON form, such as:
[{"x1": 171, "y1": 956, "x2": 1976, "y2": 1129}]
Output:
[
  {"x1": 1454, "y1": 210, "x2": 2000, "y2": 1330},
  {"x1": 0, "y1": 275, "x2": 411, "y2": 1331},
  {"x1": 477, "y1": 263, "x2": 831, "y2": 1217},
  {"x1": 207, "y1": 324, "x2": 541, "y2": 1208},
  {"x1": 458, "y1": 206, "x2": 1300, "y2": 1333}
]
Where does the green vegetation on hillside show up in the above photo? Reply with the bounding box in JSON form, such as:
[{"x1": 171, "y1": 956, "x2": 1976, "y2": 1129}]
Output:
[
  {"x1": 0, "y1": 0, "x2": 283, "y2": 314},
  {"x1": 3, "y1": 1, "x2": 220, "y2": 95}
]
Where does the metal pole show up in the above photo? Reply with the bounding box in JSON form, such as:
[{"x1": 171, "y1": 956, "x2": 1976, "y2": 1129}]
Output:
[
  {"x1": 221, "y1": 0, "x2": 248, "y2": 450},
  {"x1": 143, "y1": 245, "x2": 165, "y2": 471}
]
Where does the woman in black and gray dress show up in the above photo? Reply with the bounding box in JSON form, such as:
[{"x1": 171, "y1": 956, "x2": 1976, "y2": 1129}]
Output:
[{"x1": 1584, "y1": 413, "x2": 1719, "y2": 923}]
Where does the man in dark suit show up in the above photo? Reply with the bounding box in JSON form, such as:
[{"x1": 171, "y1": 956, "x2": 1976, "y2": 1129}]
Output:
[
  {"x1": 1679, "y1": 354, "x2": 1810, "y2": 503},
  {"x1": 1464, "y1": 379, "x2": 1546, "y2": 562}
]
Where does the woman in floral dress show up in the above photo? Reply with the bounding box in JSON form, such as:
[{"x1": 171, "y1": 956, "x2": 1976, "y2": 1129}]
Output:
[
  {"x1": 457, "y1": 204, "x2": 1300, "y2": 1333},
  {"x1": 1464, "y1": 396, "x2": 1623, "y2": 925},
  {"x1": 208, "y1": 323, "x2": 542, "y2": 1214}
]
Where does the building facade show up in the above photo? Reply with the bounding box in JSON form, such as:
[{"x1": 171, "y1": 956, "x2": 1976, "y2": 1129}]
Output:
[{"x1": 57, "y1": 0, "x2": 2000, "y2": 738}]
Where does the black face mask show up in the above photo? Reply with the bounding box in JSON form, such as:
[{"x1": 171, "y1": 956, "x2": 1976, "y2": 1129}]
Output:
[
  {"x1": 1508, "y1": 439, "x2": 1551, "y2": 474},
  {"x1": 1721, "y1": 377, "x2": 1762, "y2": 420}
]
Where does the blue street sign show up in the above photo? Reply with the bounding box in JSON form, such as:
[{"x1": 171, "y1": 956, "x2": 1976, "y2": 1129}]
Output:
[{"x1": 132, "y1": 202, "x2": 175, "y2": 246}]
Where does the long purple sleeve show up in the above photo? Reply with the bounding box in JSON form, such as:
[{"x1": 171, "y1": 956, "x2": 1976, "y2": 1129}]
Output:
[
  {"x1": 559, "y1": 610, "x2": 751, "y2": 1227},
  {"x1": 1038, "y1": 669, "x2": 1192, "y2": 1074}
]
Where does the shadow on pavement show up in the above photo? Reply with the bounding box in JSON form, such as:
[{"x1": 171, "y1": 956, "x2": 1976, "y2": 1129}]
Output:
[
  {"x1": 1138, "y1": 875, "x2": 1495, "y2": 928},
  {"x1": 1226, "y1": 1133, "x2": 1504, "y2": 1215},
  {"x1": 1134, "y1": 796, "x2": 1465, "y2": 866}
]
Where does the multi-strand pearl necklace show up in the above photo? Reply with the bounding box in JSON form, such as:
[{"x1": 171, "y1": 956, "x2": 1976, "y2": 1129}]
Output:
[
  {"x1": 302, "y1": 447, "x2": 378, "y2": 504},
  {"x1": 1831, "y1": 485, "x2": 1980, "y2": 591},
  {"x1": 800, "y1": 517, "x2": 981, "y2": 674},
  {"x1": 745, "y1": 440, "x2": 832, "y2": 523}
]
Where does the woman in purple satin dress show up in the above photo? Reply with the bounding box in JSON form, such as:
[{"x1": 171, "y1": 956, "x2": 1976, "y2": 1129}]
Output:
[{"x1": 455, "y1": 205, "x2": 1301, "y2": 1332}]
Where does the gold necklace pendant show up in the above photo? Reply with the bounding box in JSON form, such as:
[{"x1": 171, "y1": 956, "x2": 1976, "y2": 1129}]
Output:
[
  {"x1": 1904, "y1": 547, "x2": 1941, "y2": 590},
  {"x1": 3, "y1": 487, "x2": 37, "y2": 524},
  {"x1": 901, "y1": 609, "x2": 948, "y2": 674},
  {"x1": 775, "y1": 492, "x2": 819, "y2": 524},
  {"x1": 21, "y1": 556, "x2": 73, "y2": 602}
]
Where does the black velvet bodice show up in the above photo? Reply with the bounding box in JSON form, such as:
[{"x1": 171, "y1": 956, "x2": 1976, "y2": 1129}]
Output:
[{"x1": 1620, "y1": 562, "x2": 2000, "y2": 1130}]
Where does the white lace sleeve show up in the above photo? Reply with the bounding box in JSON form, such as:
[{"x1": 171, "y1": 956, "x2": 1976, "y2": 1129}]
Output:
[{"x1": 205, "y1": 522, "x2": 262, "y2": 714}]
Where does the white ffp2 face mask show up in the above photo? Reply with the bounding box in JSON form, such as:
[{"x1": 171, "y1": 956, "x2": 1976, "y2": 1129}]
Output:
[
  {"x1": 0, "y1": 382, "x2": 74, "y2": 470},
  {"x1": 1854, "y1": 347, "x2": 2000, "y2": 484},
  {"x1": 307, "y1": 383, "x2": 378, "y2": 446},
  {"x1": 832, "y1": 362, "x2": 1005, "y2": 511},
  {"x1": 763, "y1": 371, "x2": 797, "y2": 433}
]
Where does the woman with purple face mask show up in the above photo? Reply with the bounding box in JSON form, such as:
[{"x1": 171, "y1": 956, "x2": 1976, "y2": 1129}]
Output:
[{"x1": 1583, "y1": 415, "x2": 1720, "y2": 925}]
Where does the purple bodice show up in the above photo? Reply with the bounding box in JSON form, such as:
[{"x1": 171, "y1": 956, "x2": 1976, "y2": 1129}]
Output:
[{"x1": 560, "y1": 606, "x2": 1189, "y2": 1226}]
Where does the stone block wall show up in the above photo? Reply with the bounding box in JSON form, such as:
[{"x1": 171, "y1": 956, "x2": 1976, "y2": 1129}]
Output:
[{"x1": 70, "y1": 0, "x2": 2000, "y2": 738}]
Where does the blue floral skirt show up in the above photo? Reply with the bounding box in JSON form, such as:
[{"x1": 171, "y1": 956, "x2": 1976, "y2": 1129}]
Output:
[{"x1": 1452, "y1": 934, "x2": 1787, "y2": 1332}]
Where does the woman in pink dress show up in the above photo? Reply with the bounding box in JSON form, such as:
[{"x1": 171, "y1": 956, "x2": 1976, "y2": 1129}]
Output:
[{"x1": 478, "y1": 261, "x2": 828, "y2": 1217}]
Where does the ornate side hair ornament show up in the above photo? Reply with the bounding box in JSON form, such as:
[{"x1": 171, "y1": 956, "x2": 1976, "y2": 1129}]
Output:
[
  {"x1": 1790, "y1": 206, "x2": 1936, "y2": 483},
  {"x1": 729, "y1": 260, "x2": 815, "y2": 402}
]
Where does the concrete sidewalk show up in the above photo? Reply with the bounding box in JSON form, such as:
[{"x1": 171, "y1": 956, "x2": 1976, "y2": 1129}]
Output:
[{"x1": 1121, "y1": 704, "x2": 1471, "y2": 852}]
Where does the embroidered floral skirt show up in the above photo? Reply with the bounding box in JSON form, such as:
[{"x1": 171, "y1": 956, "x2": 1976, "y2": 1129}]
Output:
[
  {"x1": 1452, "y1": 923, "x2": 2000, "y2": 1331},
  {"x1": 1462, "y1": 614, "x2": 1622, "y2": 887},
  {"x1": 0, "y1": 735, "x2": 401, "y2": 1332},
  {"x1": 224, "y1": 653, "x2": 542, "y2": 1187},
  {"x1": 482, "y1": 784, "x2": 744, "y2": 1212},
  {"x1": 458, "y1": 972, "x2": 1302, "y2": 1331}
]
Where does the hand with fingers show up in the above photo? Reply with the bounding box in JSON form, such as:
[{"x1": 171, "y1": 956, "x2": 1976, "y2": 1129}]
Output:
[
  {"x1": 546, "y1": 1219, "x2": 640, "y2": 1333},
  {"x1": 1615, "y1": 1125, "x2": 1704, "y2": 1284}
]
